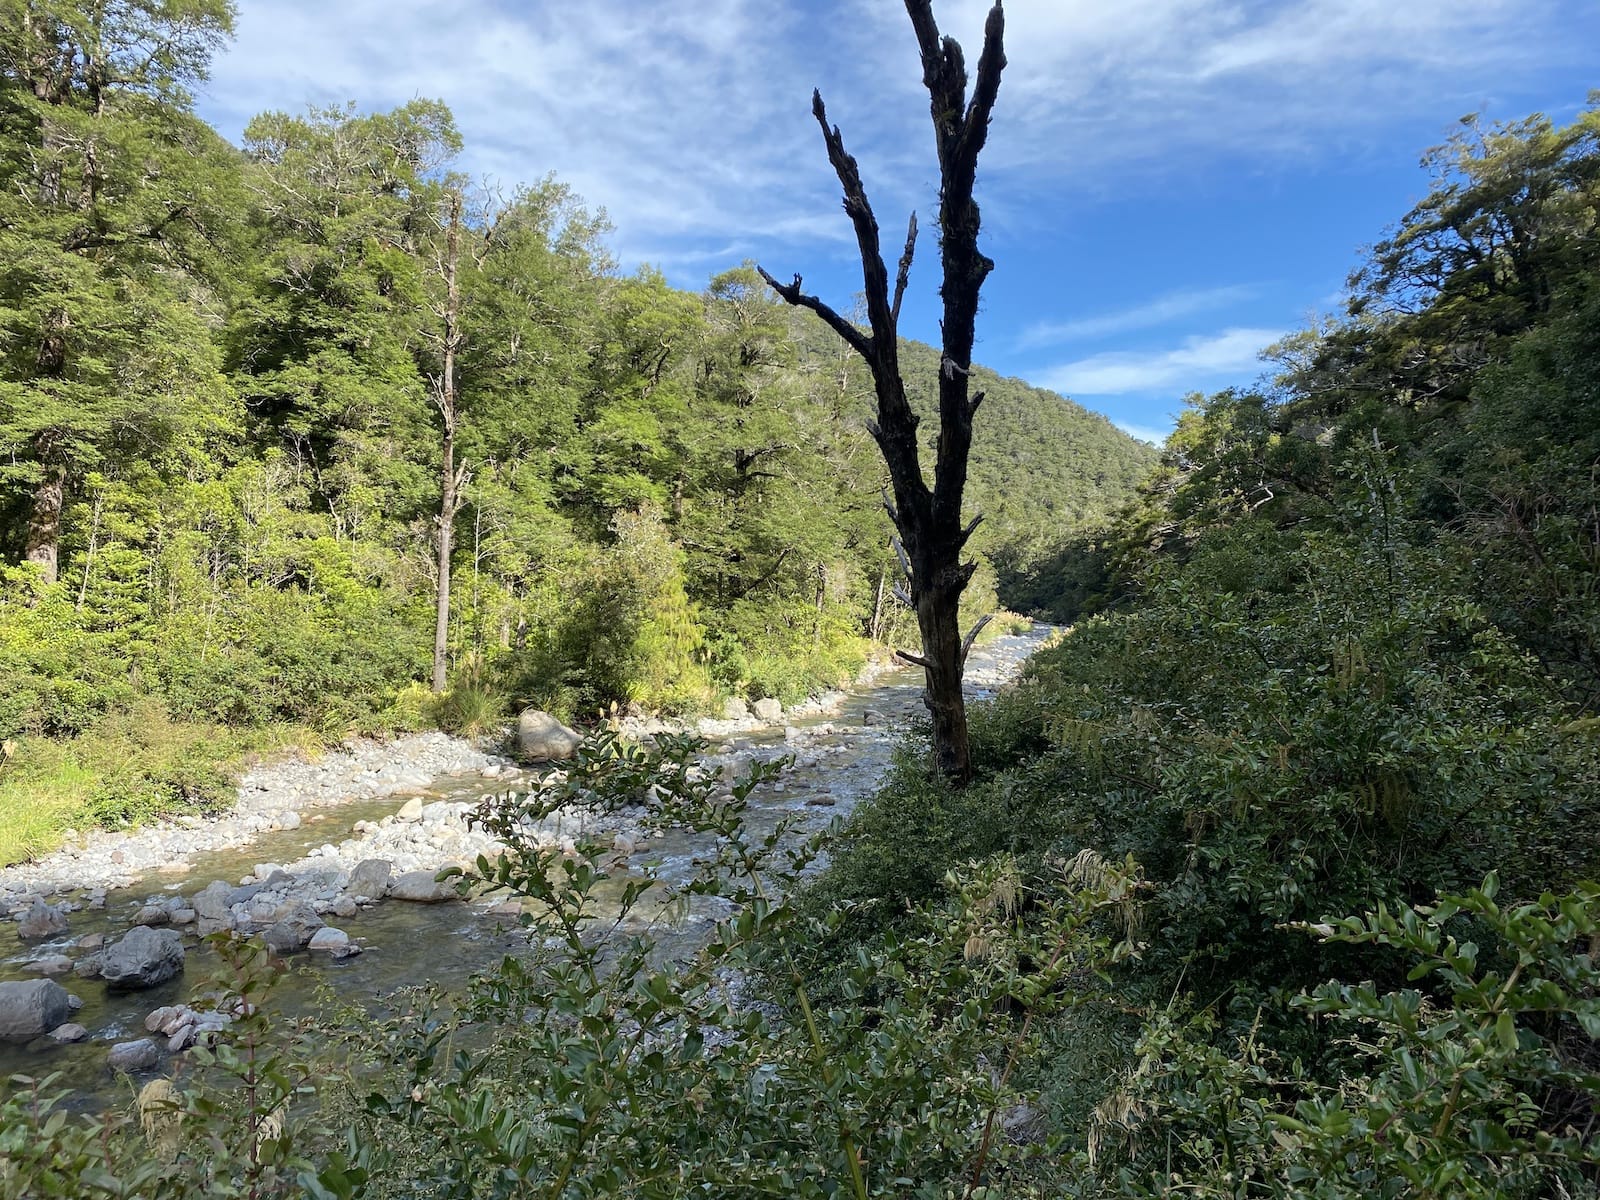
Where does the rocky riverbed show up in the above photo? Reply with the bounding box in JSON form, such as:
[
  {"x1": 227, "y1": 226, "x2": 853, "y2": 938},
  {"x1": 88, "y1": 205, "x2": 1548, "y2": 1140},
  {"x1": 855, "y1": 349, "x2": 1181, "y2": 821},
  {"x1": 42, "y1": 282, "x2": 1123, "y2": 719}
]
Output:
[{"x1": 0, "y1": 627, "x2": 1053, "y2": 1101}]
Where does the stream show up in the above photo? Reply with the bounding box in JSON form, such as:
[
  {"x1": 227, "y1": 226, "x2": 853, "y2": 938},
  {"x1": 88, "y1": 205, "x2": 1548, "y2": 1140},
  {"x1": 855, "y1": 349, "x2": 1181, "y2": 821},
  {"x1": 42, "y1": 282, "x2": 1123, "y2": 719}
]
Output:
[{"x1": 0, "y1": 628, "x2": 1051, "y2": 1107}]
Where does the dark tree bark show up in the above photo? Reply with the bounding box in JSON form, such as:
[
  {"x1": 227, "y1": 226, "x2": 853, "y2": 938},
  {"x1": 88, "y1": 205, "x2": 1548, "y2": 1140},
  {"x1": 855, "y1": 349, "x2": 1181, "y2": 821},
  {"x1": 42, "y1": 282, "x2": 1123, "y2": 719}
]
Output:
[
  {"x1": 759, "y1": 0, "x2": 1005, "y2": 785},
  {"x1": 24, "y1": 455, "x2": 65, "y2": 585}
]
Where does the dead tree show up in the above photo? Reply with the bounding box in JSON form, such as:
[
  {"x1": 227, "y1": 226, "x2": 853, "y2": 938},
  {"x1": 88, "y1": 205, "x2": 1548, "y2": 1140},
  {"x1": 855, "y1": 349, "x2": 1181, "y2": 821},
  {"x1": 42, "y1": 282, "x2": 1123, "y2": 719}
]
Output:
[{"x1": 759, "y1": 0, "x2": 1005, "y2": 785}]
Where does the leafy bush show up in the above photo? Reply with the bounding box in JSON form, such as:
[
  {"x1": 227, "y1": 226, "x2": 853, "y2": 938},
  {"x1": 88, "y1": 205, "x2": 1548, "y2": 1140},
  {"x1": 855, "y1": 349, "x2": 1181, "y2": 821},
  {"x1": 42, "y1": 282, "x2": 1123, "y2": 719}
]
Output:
[{"x1": 1087, "y1": 877, "x2": 1600, "y2": 1199}]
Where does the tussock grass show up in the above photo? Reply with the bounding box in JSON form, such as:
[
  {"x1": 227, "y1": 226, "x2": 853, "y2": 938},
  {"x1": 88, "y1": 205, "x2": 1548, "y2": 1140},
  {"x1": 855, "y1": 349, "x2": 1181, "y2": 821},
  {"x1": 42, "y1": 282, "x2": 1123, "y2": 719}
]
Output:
[{"x1": 0, "y1": 702, "x2": 319, "y2": 868}]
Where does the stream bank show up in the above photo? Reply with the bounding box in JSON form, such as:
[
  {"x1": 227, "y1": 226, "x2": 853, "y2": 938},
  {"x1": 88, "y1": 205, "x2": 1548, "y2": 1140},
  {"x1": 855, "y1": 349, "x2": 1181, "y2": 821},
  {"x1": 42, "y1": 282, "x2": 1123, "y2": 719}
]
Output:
[{"x1": 0, "y1": 628, "x2": 1052, "y2": 1102}]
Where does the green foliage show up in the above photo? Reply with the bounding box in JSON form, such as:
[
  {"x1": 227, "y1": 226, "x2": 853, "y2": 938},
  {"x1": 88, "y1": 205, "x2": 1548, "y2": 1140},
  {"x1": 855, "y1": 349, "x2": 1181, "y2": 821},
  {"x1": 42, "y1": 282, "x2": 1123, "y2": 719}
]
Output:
[
  {"x1": 1088, "y1": 878, "x2": 1600, "y2": 1199},
  {"x1": 432, "y1": 660, "x2": 505, "y2": 740}
]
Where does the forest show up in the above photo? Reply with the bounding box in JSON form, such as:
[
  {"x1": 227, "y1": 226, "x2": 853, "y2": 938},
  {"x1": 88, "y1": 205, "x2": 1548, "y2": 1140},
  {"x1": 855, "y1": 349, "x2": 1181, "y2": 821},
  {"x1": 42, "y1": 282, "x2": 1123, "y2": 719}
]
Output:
[
  {"x1": 3, "y1": 0, "x2": 1599, "y2": 1197},
  {"x1": 0, "y1": 0, "x2": 1150, "y2": 863}
]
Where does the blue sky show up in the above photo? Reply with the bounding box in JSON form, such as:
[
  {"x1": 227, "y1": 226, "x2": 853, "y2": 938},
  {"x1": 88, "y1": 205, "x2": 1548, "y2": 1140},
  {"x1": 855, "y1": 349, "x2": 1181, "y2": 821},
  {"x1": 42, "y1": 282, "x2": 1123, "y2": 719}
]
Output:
[{"x1": 196, "y1": 0, "x2": 1595, "y2": 445}]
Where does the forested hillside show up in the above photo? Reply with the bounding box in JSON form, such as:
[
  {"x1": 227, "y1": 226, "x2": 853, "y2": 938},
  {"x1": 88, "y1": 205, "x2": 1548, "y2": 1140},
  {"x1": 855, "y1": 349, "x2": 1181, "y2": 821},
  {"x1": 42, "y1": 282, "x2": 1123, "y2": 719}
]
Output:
[{"x1": 0, "y1": 4, "x2": 1147, "y2": 863}]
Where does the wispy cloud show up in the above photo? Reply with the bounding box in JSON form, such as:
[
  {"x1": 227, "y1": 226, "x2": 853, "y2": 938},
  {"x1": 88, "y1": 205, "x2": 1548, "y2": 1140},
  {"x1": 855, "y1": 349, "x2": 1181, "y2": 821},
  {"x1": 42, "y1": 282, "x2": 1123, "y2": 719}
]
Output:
[
  {"x1": 843, "y1": 0, "x2": 1575, "y2": 179},
  {"x1": 1018, "y1": 285, "x2": 1258, "y2": 349},
  {"x1": 203, "y1": 0, "x2": 1580, "y2": 282},
  {"x1": 1040, "y1": 327, "x2": 1286, "y2": 396}
]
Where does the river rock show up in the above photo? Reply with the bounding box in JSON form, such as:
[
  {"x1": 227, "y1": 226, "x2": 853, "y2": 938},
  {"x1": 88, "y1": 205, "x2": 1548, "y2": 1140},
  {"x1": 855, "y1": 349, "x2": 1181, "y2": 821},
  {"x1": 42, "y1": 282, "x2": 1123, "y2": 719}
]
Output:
[
  {"x1": 74, "y1": 953, "x2": 103, "y2": 980},
  {"x1": 26, "y1": 955, "x2": 73, "y2": 977},
  {"x1": 145, "y1": 1006, "x2": 180, "y2": 1033},
  {"x1": 517, "y1": 710, "x2": 584, "y2": 761},
  {"x1": 17, "y1": 900, "x2": 68, "y2": 941},
  {"x1": 193, "y1": 880, "x2": 235, "y2": 934},
  {"x1": 76, "y1": 932, "x2": 106, "y2": 951},
  {"x1": 307, "y1": 927, "x2": 350, "y2": 952},
  {"x1": 48, "y1": 1023, "x2": 88, "y2": 1044},
  {"x1": 752, "y1": 698, "x2": 783, "y2": 723},
  {"x1": 396, "y1": 797, "x2": 424, "y2": 822},
  {"x1": 263, "y1": 903, "x2": 324, "y2": 953},
  {"x1": 0, "y1": 979, "x2": 76, "y2": 1042},
  {"x1": 107, "y1": 1038, "x2": 160, "y2": 1072},
  {"x1": 348, "y1": 858, "x2": 392, "y2": 900},
  {"x1": 134, "y1": 904, "x2": 171, "y2": 927},
  {"x1": 390, "y1": 870, "x2": 455, "y2": 903},
  {"x1": 101, "y1": 927, "x2": 186, "y2": 990},
  {"x1": 721, "y1": 696, "x2": 750, "y2": 721}
]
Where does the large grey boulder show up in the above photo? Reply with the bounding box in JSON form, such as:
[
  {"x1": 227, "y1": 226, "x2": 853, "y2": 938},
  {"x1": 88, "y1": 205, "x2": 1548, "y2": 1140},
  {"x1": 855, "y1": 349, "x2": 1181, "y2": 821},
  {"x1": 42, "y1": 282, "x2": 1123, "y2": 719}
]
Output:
[
  {"x1": 721, "y1": 696, "x2": 750, "y2": 721},
  {"x1": 107, "y1": 1038, "x2": 160, "y2": 1073},
  {"x1": 0, "y1": 979, "x2": 76, "y2": 1042},
  {"x1": 348, "y1": 858, "x2": 392, "y2": 900},
  {"x1": 752, "y1": 697, "x2": 783, "y2": 723},
  {"x1": 307, "y1": 927, "x2": 350, "y2": 952},
  {"x1": 390, "y1": 870, "x2": 455, "y2": 903},
  {"x1": 192, "y1": 880, "x2": 234, "y2": 935},
  {"x1": 101, "y1": 927, "x2": 186, "y2": 990},
  {"x1": 263, "y1": 903, "x2": 324, "y2": 954},
  {"x1": 17, "y1": 900, "x2": 68, "y2": 942},
  {"x1": 517, "y1": 710, "x2": 583, "y2": 761}
]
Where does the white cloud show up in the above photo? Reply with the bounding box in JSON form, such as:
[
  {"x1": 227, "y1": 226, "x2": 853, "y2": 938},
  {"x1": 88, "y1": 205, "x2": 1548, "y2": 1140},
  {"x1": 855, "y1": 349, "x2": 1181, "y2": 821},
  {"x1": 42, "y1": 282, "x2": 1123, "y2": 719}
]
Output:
[
  {"x1": 1040, "y1": 327, "x2": 1286, "y2": 395},
  {"x1": 203, "y1": 0, "x2": 849, "y2": 270},
  {"x1": 1018, "y1": 285, "x2": 1258, "y2": 348},
  {"x1": 200, "y1": 0, "x2": 1580, "y2": 279}
]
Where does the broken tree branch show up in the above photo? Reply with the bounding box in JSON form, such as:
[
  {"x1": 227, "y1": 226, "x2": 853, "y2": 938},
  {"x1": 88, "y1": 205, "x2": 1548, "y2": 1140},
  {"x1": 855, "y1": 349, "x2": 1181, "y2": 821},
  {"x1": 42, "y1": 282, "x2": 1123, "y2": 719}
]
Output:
[
  {"x1": 957, "y1": 512, "x2": 984, "y2": 549},
  {"x1": 892, "y1": 535, "x2": 913, "y2": 581},
  {"x1": 891, "y1": 211, "x2": 917, "y2": 325},
  {"x1": 755, "y1": 267, "x2": 871, "y2": 360},
  {"x1": 881, "y1": 485, "x2": 899, "y2": 527},
  {"x1": 959, "y1": 613, "x2": 994, "y2": 667},
  {"x1": 895, "y1": 648, "x2": 932, "y2": 669}
]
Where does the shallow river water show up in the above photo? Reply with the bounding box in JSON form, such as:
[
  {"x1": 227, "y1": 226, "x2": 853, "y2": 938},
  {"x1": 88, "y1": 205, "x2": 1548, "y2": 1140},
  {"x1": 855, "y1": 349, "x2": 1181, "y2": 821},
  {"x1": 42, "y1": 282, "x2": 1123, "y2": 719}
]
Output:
[{"x1": 0, "y1": 628, "x2": 1051, "y2": 1105}]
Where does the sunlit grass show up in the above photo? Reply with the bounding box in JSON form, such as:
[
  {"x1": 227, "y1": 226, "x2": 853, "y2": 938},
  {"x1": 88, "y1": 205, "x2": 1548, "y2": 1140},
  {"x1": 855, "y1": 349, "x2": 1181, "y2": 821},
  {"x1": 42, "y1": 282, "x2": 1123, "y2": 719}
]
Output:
[
  {"x1": 0, "y1": 708, "x2": 323, "y2": 868},
  {"x1": 0, "y1": 758, "x2": 97, "y2": 866}
]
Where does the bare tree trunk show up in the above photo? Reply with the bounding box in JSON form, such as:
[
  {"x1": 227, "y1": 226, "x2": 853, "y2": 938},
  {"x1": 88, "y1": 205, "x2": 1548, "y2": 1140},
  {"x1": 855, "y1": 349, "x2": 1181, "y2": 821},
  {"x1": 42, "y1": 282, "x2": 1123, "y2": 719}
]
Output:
[
  {"x1": 760, "y1": 0, "x2": 1005, "y2": 784},
  {"x1": 27, "y1": 300, "x2": 71, "y2": 584},
  {"x1": 870, "y1": 564, "x2": 887, "y2": 642},
  {"x1": 25, "y1": 457, "x2": 65, "y2": 585},
  {"x1": 432, "y1": 189, "x2": 465, "y2": 694},
  {"x1": 76, "y1": 489, "x2": 103, "y2": 609}
]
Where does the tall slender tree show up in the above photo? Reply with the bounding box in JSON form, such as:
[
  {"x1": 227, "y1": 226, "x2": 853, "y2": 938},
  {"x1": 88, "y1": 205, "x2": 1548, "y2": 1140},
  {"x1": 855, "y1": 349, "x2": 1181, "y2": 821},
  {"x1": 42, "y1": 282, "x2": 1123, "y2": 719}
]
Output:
[
  {"x1": 759, "y1": 0, "x2": 1006, "y2": 783},
  {"x1": 428, "y1": 186, "x2": 465, "y2": 693}
]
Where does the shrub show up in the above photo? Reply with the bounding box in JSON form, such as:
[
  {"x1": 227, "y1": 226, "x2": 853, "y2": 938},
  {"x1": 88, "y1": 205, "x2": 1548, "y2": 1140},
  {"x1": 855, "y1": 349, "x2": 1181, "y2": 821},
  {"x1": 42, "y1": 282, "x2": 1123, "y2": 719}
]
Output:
[{"x1": 1088, "y1": 877, "x2": 1600, "y2": 1199}]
